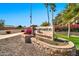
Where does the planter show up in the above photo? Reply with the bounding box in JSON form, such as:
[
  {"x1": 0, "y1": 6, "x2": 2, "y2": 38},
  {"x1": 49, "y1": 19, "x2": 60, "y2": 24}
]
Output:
[{"x1": 31, "y1": 37, "x2": 76, "y2": 56}]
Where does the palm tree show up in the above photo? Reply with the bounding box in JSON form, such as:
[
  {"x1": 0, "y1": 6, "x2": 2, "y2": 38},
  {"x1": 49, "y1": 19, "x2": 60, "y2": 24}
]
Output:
[
  {"x1": 44, "y1": 3, "x2": 50, "y2": 26},
  {"x1": 49, "y1": 3, "x2": 56, "y2": 40}
]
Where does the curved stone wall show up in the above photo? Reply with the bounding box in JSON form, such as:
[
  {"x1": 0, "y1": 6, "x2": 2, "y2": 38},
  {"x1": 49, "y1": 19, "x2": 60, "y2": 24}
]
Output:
[{"x1": 31, "y1": 37, "x2": 76, "y2": 56}]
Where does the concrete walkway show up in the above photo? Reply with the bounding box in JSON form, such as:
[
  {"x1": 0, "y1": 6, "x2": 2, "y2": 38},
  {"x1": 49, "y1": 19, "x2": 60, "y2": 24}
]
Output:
[{"x1": 0, "y1": 33, "x2": 23, "y2": 40}]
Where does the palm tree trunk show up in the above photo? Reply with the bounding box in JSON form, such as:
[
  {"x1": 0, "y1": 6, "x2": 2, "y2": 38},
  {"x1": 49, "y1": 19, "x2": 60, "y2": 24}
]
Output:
[
  {"x1": 52, "y1": 11, "x2": 54, "y2": 40},
  {"x1": 47, "y1": 7, "x2": 50, "y2": 26},
  {"x1": 68, "y1": 23, "x2": 70, "y2": 38}
]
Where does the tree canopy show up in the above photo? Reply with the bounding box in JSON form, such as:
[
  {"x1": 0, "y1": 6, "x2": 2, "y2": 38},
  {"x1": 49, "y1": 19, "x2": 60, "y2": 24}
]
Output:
[
  {"x1": 40, "y1": 21, "x2": 50, "y2": 26},
  {"x1": 55, "y1": 3, "x2": 79, "y2": 25}
]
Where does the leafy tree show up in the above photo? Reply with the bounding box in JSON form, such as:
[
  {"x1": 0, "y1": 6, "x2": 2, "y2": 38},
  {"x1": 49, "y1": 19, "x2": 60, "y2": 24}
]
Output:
[
  {"x1": 0, "y1": 19, "x2": 5, "y2": 27},
  {"x1": 54, "y1": 3, "x2": 79, "y2": 38},
  {"x1": 17, "y1": 25, "x2": 23, "y2": 29},
  {"x1": 62, "y1": 3, "x2": 79, "y2": 38},
  {"x1": 40, "y1": 21, "x2": 49, "y2": 26}
]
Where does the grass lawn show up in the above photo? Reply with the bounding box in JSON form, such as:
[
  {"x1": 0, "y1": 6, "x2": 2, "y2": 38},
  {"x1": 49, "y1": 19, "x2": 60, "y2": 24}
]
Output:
[{"x1": 56, "y1": 34, "x2": 79, "y2": 49}]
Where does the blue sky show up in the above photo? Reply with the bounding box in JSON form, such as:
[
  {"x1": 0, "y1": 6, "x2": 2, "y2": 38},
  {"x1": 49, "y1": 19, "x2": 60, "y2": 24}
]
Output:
[{"x1": 0, "y1": 3, "x2": 67, "y2": 27}]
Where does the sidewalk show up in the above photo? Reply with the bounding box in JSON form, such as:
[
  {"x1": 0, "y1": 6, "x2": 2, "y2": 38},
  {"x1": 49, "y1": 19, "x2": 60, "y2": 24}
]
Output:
[{"x1": 0, "y1": 32, "x2": 23, "y2": 40}]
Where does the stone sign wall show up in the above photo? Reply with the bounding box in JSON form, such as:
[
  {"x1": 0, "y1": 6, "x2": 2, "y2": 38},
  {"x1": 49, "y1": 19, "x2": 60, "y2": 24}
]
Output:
[{"x1": 31, "y1": 26, "x2": 76, "y2": 56}]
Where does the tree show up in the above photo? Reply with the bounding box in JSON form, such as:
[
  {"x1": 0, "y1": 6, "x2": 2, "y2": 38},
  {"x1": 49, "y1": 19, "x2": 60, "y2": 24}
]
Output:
[
  {"x1": 54, "y1": 3, "x2": 79, "y2": 38},
  {"x1": 63, "y1": 3, "x2": 77, "y2": 38},
  {"x1": 44, "y1": 3, "x2": 50, "y2": 26},
  {"x1": 40, "y1": 21, "x2": 49, "y2": 26},
  {"x1": 0, "y1": 19, "x2": 5, "y2": 27},
  {"x1": 17, "y1": 25, "x2": 23, "y2": 29},
  {"x1": 49, "y1": 3, "x2": 56, "y2": 40}
]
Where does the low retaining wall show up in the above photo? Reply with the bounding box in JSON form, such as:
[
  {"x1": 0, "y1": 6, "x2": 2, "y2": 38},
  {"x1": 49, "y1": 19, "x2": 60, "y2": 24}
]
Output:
[{"x1": 31, "y1": 37, "x2": 76, "y2": 56}]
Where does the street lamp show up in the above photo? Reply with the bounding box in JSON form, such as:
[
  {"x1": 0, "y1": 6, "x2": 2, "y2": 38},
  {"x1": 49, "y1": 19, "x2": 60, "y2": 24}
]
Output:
[{"x1": 30, "y1": 3, "x2": 32, "y2": 26}]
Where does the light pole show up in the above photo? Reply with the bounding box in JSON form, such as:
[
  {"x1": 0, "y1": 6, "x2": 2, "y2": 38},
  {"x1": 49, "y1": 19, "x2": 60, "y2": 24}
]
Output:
[
  {"x1": 30, "y1": 3, "x2": 32, "y2": 26},
  {"x1": 30, "y1": 3, "x2": 35, "y2": 36}
]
